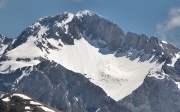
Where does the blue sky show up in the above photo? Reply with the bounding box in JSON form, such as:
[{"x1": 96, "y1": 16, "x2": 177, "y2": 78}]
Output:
[{"x1": 0, "y1": 0, "x2": 180, "y2": 47}]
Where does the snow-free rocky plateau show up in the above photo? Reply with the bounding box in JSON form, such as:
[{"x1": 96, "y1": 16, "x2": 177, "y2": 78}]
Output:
[{"x1": 0, "y1": 10, "x2": 180, "y2": 112}]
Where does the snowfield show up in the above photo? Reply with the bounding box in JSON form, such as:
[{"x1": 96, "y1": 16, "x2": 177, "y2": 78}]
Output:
[{"x1": 0, "y1": 33, "x2": 164, "y2": 101}]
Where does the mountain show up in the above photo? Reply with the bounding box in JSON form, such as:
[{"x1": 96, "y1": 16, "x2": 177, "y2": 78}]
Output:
[{"x1": 0, "y1": 10, "x2": 180, "y2": 112}]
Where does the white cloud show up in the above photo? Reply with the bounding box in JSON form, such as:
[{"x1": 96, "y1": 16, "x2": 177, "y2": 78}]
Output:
[
  {"x1": 157, "y1": 7, "x2": 180, "y2": 47},
  {"x1": 157, "y1": 7, "x2": 180, "y2": 33},
  {"x1": 0, "y1": 0, "x2": 6, "y2": 9}
]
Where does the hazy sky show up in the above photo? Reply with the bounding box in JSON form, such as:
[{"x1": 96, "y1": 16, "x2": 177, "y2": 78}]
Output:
[{"x1": 0, "y1": 0, "x2": 180, "y2": 47}]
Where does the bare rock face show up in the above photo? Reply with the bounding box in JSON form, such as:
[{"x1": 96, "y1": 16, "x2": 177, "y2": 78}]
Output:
[
  {"x1": 162, "y1": 58, "x2": 180, "y2": 82},
  {"x1": 0, "y1": 34, "x2": 13, "y2": 45},
  {"x1": 118, "y1": 76, "x2": 180, "y2": 112},
  {"x1": 144, "y1": 36, "x2": 159, "y2": 54},
  {"x1": 121, "y1": 33, "x2": 161, "y2": 55},
  {"x1": 0, "y1": 34, "x2": 13, "y2": 56},
  {"x1": 175, "y1": 59, "x2": 180, "y2": 74},
  {"x1": 118, "y1": 56, "x2": 180, "y2": 112},
  {"x1": 119, "y1": 32, "x2": 179, "y2": 64},
  {"x1": 73, "y1": 11, "x2": 125, "y2": 51},
  {"x1": 121, "y1": 32, "x2": 148, "y2": 51}
]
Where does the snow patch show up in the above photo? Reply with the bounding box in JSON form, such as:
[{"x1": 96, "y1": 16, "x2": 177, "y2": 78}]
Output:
[
  {"x1": 73, "y1": 96, "x2": 78, "y2": 101},
  {"x1": 55, "y1": 32, "x2": 59, "y2": 36},
  {"x1": 12, "y1": 93, "x2": 31, "y2": 100},
  {"x1": 38, "y1": 26, "x2": 49, "y2": 38},
  {"x1": 175, "y1": 82, "x2": 180, "y2": 90},
  {"x1": 25, "y1": 106, "x2": 31, "y2": 110},
  {"x1": 31, "y1": 22, "x2": 49, "y2": 38},
  {"x1": 167, "y1": 53, "x2": 180, "y2": 67},
  {"x1": 147, "y1": 66, "x2": 166, "y2": 80},
  {"x1": 15, "y1": 70, "x2": 30, "y2": 83},
  {"x1": 55, "y1": 13, "x2": 74, "y2": 34},
  {"x1": 161, "y1": 40, "x2": 168, "y2": 44},
  {"x1": 76, "y1": 10, "x2": 95, "y2": 18},
  {"x1": 33, "y1": 22, "x2": 40, "y2": 27},
  {"x1": 159, "y1": 43, "x2": 164, "y2": 49},
  {"x1": 2, "y1": 97, "x2": 10, "y2": 102},
  {"x1": 96, "y1": 108, "x2": 100, "y2": 112},
  {"x1": 30, "y1": 101, "x2": 42, "y2": 105},
  {"x1": 40, "y1": 106, "x2": 55, "y2": 112},
  {"x1": 62, "y1": 13, "x2": 74, "y2": 25}
]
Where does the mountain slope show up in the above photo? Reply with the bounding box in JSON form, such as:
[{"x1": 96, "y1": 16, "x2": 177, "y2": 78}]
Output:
[
  {"x1": 119, "y1": 58, "x2": 180, "y2": 112},
  {"x1": 0, "y1": 60, "x2": 130, "y2": 112},
  {"x1": 0, "y1": 10, "x2": 180, "y2": 112}
]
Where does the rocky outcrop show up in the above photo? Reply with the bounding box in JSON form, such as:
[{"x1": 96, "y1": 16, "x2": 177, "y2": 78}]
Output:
[
  {"x1": 118, "y1": 76, "x2": 180, "y2": 112},
  {"x1": 0, "y1": 34, "x2": 13, "y2": 46},
  {"x1": 175, "y1": 58, "x2": 180, "y2": 74},
  {"x1": 119, "y1": 32, "x2": 179, "y2": 63},
  {"x1": 0, "y1": 34, "x2": 13, "y2": 56},
  {"x1": 73, "y1": 11, "x2": 125, "y2": 51},
  {"x1": 162, "y1": 58, "x2": 180, "y2": 82},
  {"x1": 121, "y1": 32, "x2": 148, "y2": 51},
  {"x1": 0, "y1": 60, "x2": 131, "y2": 112},
  {"x1": 119, "y1": 56, "x2": 180, "y2": 112}
]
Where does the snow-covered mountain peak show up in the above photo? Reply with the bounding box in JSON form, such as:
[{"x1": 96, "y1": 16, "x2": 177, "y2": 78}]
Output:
[
  {"x1": 1, "y1": 10, "x2": 180, "y2": 103},
  {"x1": 1, "y1": 11, "x2": 180, "y2": 112},
  {"x1": 31, "y1": 12, "x2": 74, "y2": 29}
]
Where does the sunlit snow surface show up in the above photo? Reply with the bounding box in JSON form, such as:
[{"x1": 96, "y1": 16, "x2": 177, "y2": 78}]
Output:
[
  {"x1": 49, "y1": 38, "x2": 161, "y2": 100},
  {"x1": 167, "y1": 53, "x2": 180, "y2": 67}
]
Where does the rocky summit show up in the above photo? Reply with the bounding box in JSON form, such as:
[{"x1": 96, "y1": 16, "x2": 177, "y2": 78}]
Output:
[{"x1": 0, "y1": 10, "x2": 180, "y2": 112}]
